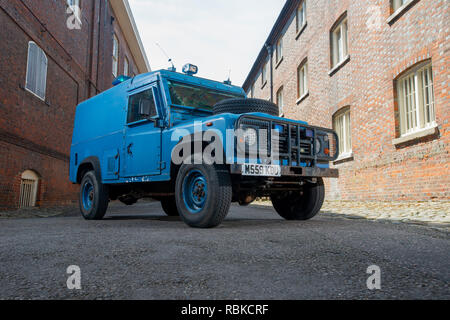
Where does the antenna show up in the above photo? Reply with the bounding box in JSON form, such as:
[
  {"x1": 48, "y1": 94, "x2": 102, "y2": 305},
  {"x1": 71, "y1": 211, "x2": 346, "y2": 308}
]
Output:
[
  {"x1": 156, "y1": 43, "x2": 176, "y2": 72},
  {"x1": 224, "y1": 68, "x2": 232, "y2": 85}
]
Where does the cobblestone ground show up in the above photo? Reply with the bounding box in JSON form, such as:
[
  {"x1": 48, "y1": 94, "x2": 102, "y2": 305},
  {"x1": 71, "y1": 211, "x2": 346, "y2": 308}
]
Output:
[{"x1": 255, "y1": 200, "x2": 450, "y2": 227}]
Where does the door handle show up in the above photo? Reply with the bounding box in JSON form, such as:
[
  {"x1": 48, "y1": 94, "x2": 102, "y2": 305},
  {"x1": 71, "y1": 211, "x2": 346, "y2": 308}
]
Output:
[{"x1": 127, "y1": 143, "x2": 133, "y2": 155}]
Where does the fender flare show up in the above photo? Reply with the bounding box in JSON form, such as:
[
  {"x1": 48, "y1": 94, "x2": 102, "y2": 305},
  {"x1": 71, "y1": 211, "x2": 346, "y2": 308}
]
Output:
[
  {"x1": 76, "y1": 156, "x2": 102, "y2": 183},
  {"x1": 170, "y1": 133, "x2": 226, "y2": 178}
]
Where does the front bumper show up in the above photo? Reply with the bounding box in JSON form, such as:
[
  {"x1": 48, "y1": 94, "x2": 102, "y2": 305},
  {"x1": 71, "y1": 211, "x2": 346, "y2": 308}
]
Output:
[{"x1": 229, "y1": 164, "x2": 339, "y2": 178}]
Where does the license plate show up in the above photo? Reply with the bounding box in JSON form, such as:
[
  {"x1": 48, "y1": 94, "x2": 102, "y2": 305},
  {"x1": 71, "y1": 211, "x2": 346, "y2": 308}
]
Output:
[{"x1": 242, "y1": 164, "x2": 281, "y2": 177}]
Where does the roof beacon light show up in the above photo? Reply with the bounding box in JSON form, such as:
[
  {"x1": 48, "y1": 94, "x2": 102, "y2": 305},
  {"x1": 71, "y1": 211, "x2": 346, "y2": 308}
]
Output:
[
  {"x1": 182, "y1": 63, "x2": 198, "y2": 76},
  {"x1": 112, "y1": 75, "x2": 131, "y2": 86}
]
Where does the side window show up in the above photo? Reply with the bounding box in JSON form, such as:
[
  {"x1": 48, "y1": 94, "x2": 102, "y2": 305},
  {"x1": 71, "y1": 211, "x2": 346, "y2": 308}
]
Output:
[{"x1": 127, "y1": 88, "x2": 157, "y2": 124}]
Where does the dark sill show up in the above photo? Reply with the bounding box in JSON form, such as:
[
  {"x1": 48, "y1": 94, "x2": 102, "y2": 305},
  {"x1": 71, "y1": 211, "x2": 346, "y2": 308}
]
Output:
[
  {"x1": 275, "y1": 57, "x2": 284, "y2": 70},
  {"x1": 392, "y1": 125, "x2": 439, "y2": 147},
  {"x1": 295, "y1": 22, "x2": 307, "y2": 40},
  {"x1": 328, "y1": 55, "x2": 351, "y2": 77},
  {"x1": 296, "y1": 92, "x2": 309, "y2": 104},
  {"x1": 333, "y1": 154, "x2": 354, "y2": 165},
  {"x1": 387, "y1": 0, "x2": 420, "y2": 25},
  {"x1": 261, "y1": 81, "x2": 267, "y2": 89}
]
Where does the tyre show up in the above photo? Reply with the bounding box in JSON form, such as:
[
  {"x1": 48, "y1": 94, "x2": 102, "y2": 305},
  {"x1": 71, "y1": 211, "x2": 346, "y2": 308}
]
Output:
[
  {"x1": 79, "y1": 171, "x2": 109, "y2": 220},
  {"x1": 160, "y1": 196, "x2": 179, "y2": 216},
  {"x1": 270, "y1": 178, "x2": 325, "y2": 221},
  {"x1": 175, "y1": 163, "x2": 232, "y2": 228},
  {"x1": 213, "y1": 98, "x2": 279, "y2": 116}
]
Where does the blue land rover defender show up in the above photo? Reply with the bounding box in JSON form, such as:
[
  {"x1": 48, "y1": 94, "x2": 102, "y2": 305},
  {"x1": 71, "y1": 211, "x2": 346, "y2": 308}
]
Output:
[{"x1": 70, "y1": 65, "x2": 339, "y2": 228}]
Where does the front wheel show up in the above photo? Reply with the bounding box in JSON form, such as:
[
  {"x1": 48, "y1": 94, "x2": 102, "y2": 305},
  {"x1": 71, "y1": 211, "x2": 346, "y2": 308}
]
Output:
[
  {"x1": 79, "y1": 171, "x2": 109, "y2": 220},
  {"x1": 175, "y1": 164, "x2": 232, "y2": 228},
  {"x1": 270, "y1": 178, "x2": 325, "y2": 221}
]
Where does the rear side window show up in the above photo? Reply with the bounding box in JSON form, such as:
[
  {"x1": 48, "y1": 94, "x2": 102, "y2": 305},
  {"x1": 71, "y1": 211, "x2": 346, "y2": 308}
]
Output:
[{"x1": 127, "y1": 88, "x2": 157, "y2": 123}]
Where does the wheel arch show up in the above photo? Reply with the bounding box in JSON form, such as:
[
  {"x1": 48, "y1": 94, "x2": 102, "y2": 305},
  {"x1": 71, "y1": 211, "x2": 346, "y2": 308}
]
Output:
[
  {"x1": 76, "y1": 156, "x2": 102, "y2": 184},
  {"x1": 169, "y1": 133, "x2": 228, "y2": 181}
]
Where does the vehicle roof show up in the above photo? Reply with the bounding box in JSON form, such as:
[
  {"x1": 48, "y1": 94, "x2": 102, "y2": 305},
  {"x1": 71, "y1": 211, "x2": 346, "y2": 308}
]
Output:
[{"x1": 131, "y1": 69, "x2": 246, "y2": 95}]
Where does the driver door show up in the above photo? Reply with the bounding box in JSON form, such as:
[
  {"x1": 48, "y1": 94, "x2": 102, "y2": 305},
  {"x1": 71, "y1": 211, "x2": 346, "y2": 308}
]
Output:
[{"x1": 123, "y1": 84, "x2": 162, "y2": 177}]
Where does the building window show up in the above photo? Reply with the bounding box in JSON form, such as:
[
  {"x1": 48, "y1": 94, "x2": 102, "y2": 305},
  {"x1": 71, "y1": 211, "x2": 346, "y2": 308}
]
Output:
[
  {"x1": 112, "y1": 34, "x2": 119, "y2": 77},
  {"x1": 296, "y1": 1, "x2": 306, "y2": 32},
  {"x1": 333, "y1": 107, "x2": 352, "y2": 156},
  {"x1": 124, "y1": 57, "x2": 129, "y2": 77},
  {"x1": 330, "y1": 16, "x2": 348, "y2": 69},
  {"x1": 276, "y1": 87, "x2": 284, "y2": 115},
  {"x1": 396, "y1": 62, "x2": 435, "y2": 136},
  {"x1": 19, "y1": 170, "x2": 39, "y2": 208},
  {"x1": 297, "y1": 60, "x2": 308, "y2": 98},
  {"x1": 392, "y1": 0, "x2": 411, "y2": 11},
  {"x1": 261, "y1": 62, "x2": 267, "y2": 86},
  {"x1": 67, "y1": 0, "x2": 80, "y2": 7},
  {"x1": 276, "y1": 37, "x2": 283, "y2": 64},
  {"x1": 25, "y1": 42, "x2": 48, "y2": 100}
]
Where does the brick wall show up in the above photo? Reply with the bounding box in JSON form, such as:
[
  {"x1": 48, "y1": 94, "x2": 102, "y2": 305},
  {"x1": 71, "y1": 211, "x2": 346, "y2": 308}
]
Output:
[
  {"x1": 245, "y1": 0, "x2": 449, "y2": 201},
  {"x1": 0, "y1": 0, "x2": 142, "y2": 210}
]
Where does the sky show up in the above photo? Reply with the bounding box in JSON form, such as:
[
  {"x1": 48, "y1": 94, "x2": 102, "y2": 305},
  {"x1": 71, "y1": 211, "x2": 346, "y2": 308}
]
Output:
[{"x1": 128, "y1": 0, "x2": 286, "y2": 87}]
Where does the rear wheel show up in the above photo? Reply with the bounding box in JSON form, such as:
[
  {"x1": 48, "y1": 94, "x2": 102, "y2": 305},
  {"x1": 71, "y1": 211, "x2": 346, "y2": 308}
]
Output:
[
  {"x1": 160, "y1": 197, "x2": 179, "y2": 216},
  {"x1": 79, "y1": 171, "x2": 109, "y2": 220},
  {"x1": 270, "y1": 178, "x2": 325, "y2": 221},
  {"x1": 175, "y1": 163, "x2": 232, "y2": 228}
]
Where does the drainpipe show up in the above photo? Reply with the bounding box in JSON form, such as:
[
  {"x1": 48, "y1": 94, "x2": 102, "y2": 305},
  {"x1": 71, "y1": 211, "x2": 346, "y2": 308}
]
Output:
[{"x1": 265, "y1": 43, "x2": 274, "y2": 103}]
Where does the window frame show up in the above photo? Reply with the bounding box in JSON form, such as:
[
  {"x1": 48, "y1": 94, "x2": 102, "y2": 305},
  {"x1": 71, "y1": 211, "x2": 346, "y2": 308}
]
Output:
[
  {"x1": 276, "y1": 86, "x2": 284, "y2": 116},
  {"x1": 396, "y1": 61, "x2": 436, "y2": 137},
  {"x1": 333, "y1": 107, "x2": 352, "y2": 157},
  {"x1": 392, "y1": 0, "x2": 410, "y2": 12},
  {"x1": 296, "y1": 0, "x2": 307, "y2": 33},
  {"x1": 126, "y1": 86, "x2": 159, "y2": 125},
  {"x1": 276, "y1": 36, "x2": 283, "y2": 65},
  {"x1": 124, "y1": 56, "x2": 129, "y2": 77},
  {"x1": 25, "y1": 41, "x2": 48, "y2": 101},
  {"x1": 261, "y1": 62, "x2": 268, "y2": 87},
  {"x1": 330, "y1": 15, "x2": 349, "y2": 69},
  {"x1": 297, "y1": 59, "x2": 308, "y2": 99},
  {"x1": 112, "y1": 34, "x2": 119, "y2": 77}
]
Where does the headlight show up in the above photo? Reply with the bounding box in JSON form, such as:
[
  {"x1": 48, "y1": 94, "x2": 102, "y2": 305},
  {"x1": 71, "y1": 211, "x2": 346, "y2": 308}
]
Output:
[
  {"x1": 315, "y1": 138, "x2": 322, "y2": 154},
  {"x1": 244, "y1": 128, "x2": 257, "y2": 146}
]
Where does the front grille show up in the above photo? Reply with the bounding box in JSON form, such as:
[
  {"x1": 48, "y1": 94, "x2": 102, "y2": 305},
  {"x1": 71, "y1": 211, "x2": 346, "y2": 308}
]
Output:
[
  {"x1": 238, "y1": 115, "x2": 339, "y2": 165},
  {"x1": 239, "y1": 118, "x2": 315, "y2": 167}
]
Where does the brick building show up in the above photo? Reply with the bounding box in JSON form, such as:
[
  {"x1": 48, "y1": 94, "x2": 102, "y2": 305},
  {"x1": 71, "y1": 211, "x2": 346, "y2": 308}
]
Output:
[
  {"x1": 243, "y1": 0, "x2": 449, "y2": 201},
  {"x1": 0, "y1": 0, "x2": 150, "y2": 210}
]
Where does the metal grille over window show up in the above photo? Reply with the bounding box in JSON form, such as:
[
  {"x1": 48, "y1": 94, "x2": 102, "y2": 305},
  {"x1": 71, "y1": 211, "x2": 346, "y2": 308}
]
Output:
[
  {"x1": 19, "y1": 170, "x2": 39, "y2": 208},
  {"x1": 25, "y1": 42, "x2": 48, "y2": 100}
]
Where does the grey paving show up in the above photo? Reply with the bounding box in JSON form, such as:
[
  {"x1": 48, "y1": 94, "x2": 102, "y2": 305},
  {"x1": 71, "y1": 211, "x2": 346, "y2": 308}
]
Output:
[{"x1": 0, "y1": 202, "x2": 448, "y2": 300}]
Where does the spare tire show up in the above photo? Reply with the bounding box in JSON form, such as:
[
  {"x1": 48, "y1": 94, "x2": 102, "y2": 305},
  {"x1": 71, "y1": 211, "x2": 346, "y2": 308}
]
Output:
[{"x1": 213, "y1": 98, "x2": 279, "y2": 116}]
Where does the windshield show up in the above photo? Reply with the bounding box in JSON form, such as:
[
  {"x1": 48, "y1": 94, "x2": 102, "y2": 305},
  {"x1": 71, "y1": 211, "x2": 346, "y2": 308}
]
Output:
[{"x1": 167, "y1": 80, "x2": 244, "y2": 111}]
